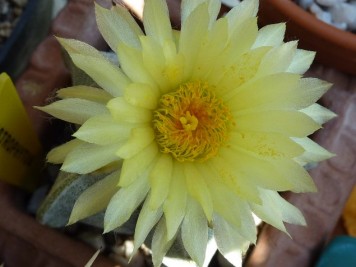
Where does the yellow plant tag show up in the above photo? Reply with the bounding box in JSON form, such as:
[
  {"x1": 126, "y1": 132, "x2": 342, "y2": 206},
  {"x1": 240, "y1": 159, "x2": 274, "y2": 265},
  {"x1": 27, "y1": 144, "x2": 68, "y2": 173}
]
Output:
[{"x1": 0, "y1": 73, "x2": 42, "y2": 191}]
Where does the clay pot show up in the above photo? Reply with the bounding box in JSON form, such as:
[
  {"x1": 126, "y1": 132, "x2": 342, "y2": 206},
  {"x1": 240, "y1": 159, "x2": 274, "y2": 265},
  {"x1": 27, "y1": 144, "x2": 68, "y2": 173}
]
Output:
[{"x1": 258, "y1": 0, "x2": 356, "y2": 75}]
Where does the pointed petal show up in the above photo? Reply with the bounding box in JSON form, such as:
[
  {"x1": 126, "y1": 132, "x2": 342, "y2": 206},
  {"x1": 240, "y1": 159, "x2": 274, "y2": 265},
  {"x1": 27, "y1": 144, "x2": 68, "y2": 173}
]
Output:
[
  {"x1": 36, "y1": 99, "x2": 108, "y2": 125},
  {"x1": 117, "y1": 41, "x2": 156, "y2": 85},
  {"x1": 292, "y1": 137, "x2": 335, "y2": 164},
  {"x1": 107, "y1": 97, "x2": 152, "y2": 123},
  {"x1": 104, "y1": 174, "x2": 149, "y2": 233},
  {"x1": 140, "y1": 36, "x2": 171, "y2": 92},
  {"x1": 149, "y1": 154, "x2": 173, "y2": 209},
  {"x1": 255, "y1": 41, "x2": 298, "y2": 77},
  {"x1": 181, "y1": 0, "x2": 220, "y2": 27},
  {"x1": 201, "y1": 164, "x2": 256, "y2": 243},
  {"x1": 62, "y1": 142, "x2": 121, "y2": 174},
  {"x1": 220, "y1": 147, "x2": 294, "y2": 192},
  {"x1": 124, "y1": 83, "x2": 159, "y2": 110},
  {"x1": 68, "y1": 170, "x2": 120, "y2": 224},
  {"x1": 151, "y1": 218, "x2": 175, "y2": 267},
  {"x1": 132, "y1": 194, "x2": 163, "y2": 255},
  {"x1": 73, "y1": 115, "x2": 133, "y2": 145},
  {"x1": 184, "y1": 163, "x2": 213, "y2": 221},
  {"x1": 213, "y1": 214, "x2": 250, "y2": 267},
  {"x1": 225, "y1": 0, "x2": 258, "y2": 33},
  {"x1": 229, "y1": 131, "x2": 304, "y2": 159},
  {"x1": 56, "y1": 86, "x2": 112, "y2": 104},
  {"x1": 234, "y1": 110, "x2": 321, "y2": 137},
  {"x1": 143, "y1": 0, "x2": 173, "y2": 46},
  {"x1": 179, "y1": 2, "x2": 210, "y2": 80},
  {"x1": 253, "y1": 23, "x2": 286, "y2": 48},
  {"x1": 181, "y1": 198, "x2": 208, "y2": 267},
  {"x1": 116, "y1": 127, "x2": 155, "y2": 159},
  {"x1": 209, "y1": 156, "x2": 262, "y2": 204},
  {"x1": 287, "y1": 49, "x2": 316, "y2": 74},
  {"x1": 251, "y1": 189, "x2": 306, "y2": 234},
  {"x1": 229, "y1": 75, "x2": 331, "y2": 113},
  {"x1": 58, "y1": 38, "x2": 130, "y2": 97},
  {"x1": 47, "y1": 139, "x2": 84, "y2": 164},
  {"x1": 269, "y1": 158, "x2": 317, "y2": 193},
  {"x1": 95, "y1": 4, "x2": 143, "y2": 51},
  {"x1": 227, "y1": 72, "x2": 300, "y2": 110},
  {"x1": 163, "y1": 162, "x2": 188, "y2": 240},
  {"x1": 119, "y1": 142, "x2": 159, "y2": 187},
  {"x1": 192, "y1": 18, "x2": 229, "y2": 80},
  {"x1": 300, "y1": 103, "x2": 337, "y2": 125}
]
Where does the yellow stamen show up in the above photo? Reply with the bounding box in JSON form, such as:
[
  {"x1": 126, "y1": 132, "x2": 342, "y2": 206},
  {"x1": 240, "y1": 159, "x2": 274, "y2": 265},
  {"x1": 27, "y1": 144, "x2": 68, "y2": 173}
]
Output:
[{"x1": 153, "y1": 81, "x2": 232, "y2": 162}]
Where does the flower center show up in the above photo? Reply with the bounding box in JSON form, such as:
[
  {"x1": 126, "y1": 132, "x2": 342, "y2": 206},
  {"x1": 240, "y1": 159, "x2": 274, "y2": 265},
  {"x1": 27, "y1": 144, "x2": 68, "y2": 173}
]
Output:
[{"x1": 153, "y1": 81, "x2": 232, "y2": 162}]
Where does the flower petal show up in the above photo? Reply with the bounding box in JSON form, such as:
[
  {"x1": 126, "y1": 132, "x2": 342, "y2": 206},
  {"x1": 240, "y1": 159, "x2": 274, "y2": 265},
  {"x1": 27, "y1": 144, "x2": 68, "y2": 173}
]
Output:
[
  {"x1": 143, "y1": 0, "x2": 173, "y2": 46},
  {"x1": 184, "y1": 163, "x2": 214, "y2": 221},
  {"x1": 47, "y1": 139, "x2": 84, "y2": 164},
  {"x1": 269, "y1": 158, "x2": 317, "y2": 193},
  {"x1": 225, "y1": 0, "x2": 258, "y2": 33},
  {"x1": 104, "y1": 173, "x2": 149, "y2": 233},
  {"x1": 132, "y1": 194, "x2": 163, "y2": 256},
  {"x1": 250, "y1": 189, "x2": 306, "y2": 234},
  {"x1": 219, "y1": 147, "x2": 295, "y2": 191},
  {"x1": 68, "y1": 170, "x2": 120, "y2": 224},
  {"x1": 116, "y1": 127, "x2": 155, "y2": 159},
  {"x1": 209, "y1": 156, "x2": 262, "y2": 204},
  {"x1": 140, "y1": 36, "x2": 171, "y2": 91},
  {"x1": 287, "y1": 49, "x2": 316, "y2": 74},
  {"x1": 163, "y1": 162, "x2": 188, "y2": 240},
  {"x1": 181, "y1": 0, "x2": 220, "y2": 27},
  {"x1": 117, "y1": 42, "x2": 156, "y2": 85},
  {"x1": 233, "y1": 110, "x2": 321, "y2": 137},
  {"x1": 255, "y1": 41, "x2": 298, "y2": 78},
  {"x1": 181, "y1": 198, "x2": 208, "y2": 267},
  {"x1": 213, "y1": 214, "x2": 250, "y2": 267},
  {"x1": 179, "y1": 2, "x2": 210, "y2": 80},
  {"x1": 229, "y1": 75, "x2": 331, "y2": 112},
  {"x1": 58, "y1": 38, "x2": 130, "y2": 97},
  {"x1": 36, "y1": 99, "x2": 108, "y2": 125},
  {"x1": 211, "y1": 47, "x2": 270, "y2": 96},
  {"x1": 56, "y1": 86, "x2": 112, "y2": 104},
  {"x1": 300, "y1": 103, "x2": 337, "y2": 125},
  {"x1": 292, "y1": 137, "x2": 335, "y2": 164},
  {"x1": 252, "y1": 23, "x2": 286, "y2": 48},
  {"x1": 201, "y1": 164, "x2": 256, "y2": 242},
  {"x1": 95, "y1": 4, "x2": 143, "y2": 50},
  {"x1": 229, "y1": 131, "x2": 304, "y2": 159},
  {"x1": 73, "y1": 115, "x2": 133, "y2": 145},
  {"x1": 119, "y1": 142, "x2": 159, "y2": 187},
  {"x1": 62, "y1": 142, "x2": 121, "y2": 174},
  {"x1": 192, "y1": 17, "x2": 229, "y2": 80},
  {"x1": 107, "y1": 97, "x2": 152, "y2": 123},
  {"x1": 151, "y1": 218, "x2": 175, "y2": 267},
  {"x1": 149, "y1": 153, "x2": 173, "y2": 209},
  {"x1": 124, "y1": 83, "x2": 159, "y2": 110}
]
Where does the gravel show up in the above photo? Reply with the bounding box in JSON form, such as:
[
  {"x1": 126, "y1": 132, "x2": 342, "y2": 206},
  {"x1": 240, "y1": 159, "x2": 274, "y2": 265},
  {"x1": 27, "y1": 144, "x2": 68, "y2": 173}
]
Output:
[
  {"x1": 296, "y1": 0, "x2": 356, "y2": 31},
  {"x1": 0, "y1": 0, "x2": 28, "y2": 45}
]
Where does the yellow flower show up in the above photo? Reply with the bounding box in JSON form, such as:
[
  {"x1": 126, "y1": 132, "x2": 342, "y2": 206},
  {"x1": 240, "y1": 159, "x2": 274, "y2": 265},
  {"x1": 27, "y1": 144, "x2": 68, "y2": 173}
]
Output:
[{"x1": 38, "y1": 0, "x2": 335, "y2": 266}]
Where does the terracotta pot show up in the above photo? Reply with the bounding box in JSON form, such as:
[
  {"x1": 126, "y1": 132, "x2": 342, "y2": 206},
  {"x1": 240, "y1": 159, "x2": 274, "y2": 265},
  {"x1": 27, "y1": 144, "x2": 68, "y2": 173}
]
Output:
[{"x1": 258, "y1": 0, "x2": 356, "y2": 75}]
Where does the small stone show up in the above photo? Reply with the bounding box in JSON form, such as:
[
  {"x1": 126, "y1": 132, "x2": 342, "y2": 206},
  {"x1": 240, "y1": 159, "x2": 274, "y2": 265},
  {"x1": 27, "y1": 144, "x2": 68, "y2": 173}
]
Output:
[
  {"x1": 330, "y1": 3, "x2": 356, "y2": 30},
  {"x1": 316, "y1": 0, "x2": 346, "y2": 7},
  {"x1": 310, "y1": 3, "x2": 324, "y2": 15},
  {"x1": 316, "y1": 9, "x2": 333, "y2": 24},
  {"x1": 299, "y1": 0, "x2": 313, "y2": 9},
  {"x1": 333, "y1": 21, "x2": 348, "y2": 30}
]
